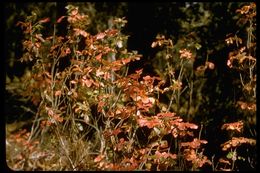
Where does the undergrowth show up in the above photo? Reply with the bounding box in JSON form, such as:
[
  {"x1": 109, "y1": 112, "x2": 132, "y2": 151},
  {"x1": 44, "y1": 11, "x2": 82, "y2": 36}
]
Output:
[{"x1": 5, "y1": 3, "x2": 256, "y2": 171}]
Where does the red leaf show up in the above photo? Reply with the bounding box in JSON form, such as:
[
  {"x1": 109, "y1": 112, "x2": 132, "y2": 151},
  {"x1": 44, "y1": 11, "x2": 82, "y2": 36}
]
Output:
[
  {"x1": 181, "y1": 138, "x2": 207, "y2": 149},
  {"x1": 221, "y1": 121, "x2": 244, "y2": 132},
  {"x1": 73, "y1": 28, "x2": 88, "y2": 37},
  {"x1": 137, "y1": 118, "x2": 148, "y2": 127},
  {"x1": 112, "y1": 128, "x2": 122, "y2": 135},
  {"x1": 39, "y1": 18, "x2": 50, "y2": 23},
  {"x1": 96, "y1": 68, "x2": 104, "y2": 77},
  {"x1": 57, "y1": 16, "x2": 66, "y2": 23},
  {"x1": 151, "y1": 41, "x2": 158, "y2": 48},
  {"x1": 219, "y1": 158, "x2": 231, "y2": 165},
  {"x1": 55, "y1": 90, "x2": 62, "y2": 96},
  {"x1": 94, "y1": 154, "x2": 104, "y2": 163},
  {"x1": 181, "y1": 122, "x2": 198, "y2": 130},
  {"x1": 135, "y1": 69, "x2": 143, "y2": 75},
  {"x1": 98, "y1": 101, "x2": 105, "y2": 112},
  {"x1": 103, "y1": 72, "x2": 111, "y2": 80},
  {"x1": 157, "y1": 112, "x2": 176, "y2": 118},
  {"x1": 105, "y1": 29, "x2": 118, "y2": 36},
  {"x1": 35, "y1": 34, "x2": 45, "y2": 42},
  {"x1": 206, "y1": 61, "x2": 215, "y2": 69},
  {"x1": 137, "y1": 117, "x2": 161, "y2": 129},
  {"x1": 141, "y1": 97, "x2": 150, "y2": 104},
  {"x1": 121, "y1": 58, "x2": 131, "y2": 65},
  {"x1": 143, "y1": 75, "x2": 152, "y2": 81},
  {"x1": 96, "y1": 32, "x2": 106, "y2": 40},
  {"x1": 95, "y1": 53, "x2": 102, "y2": 62}
]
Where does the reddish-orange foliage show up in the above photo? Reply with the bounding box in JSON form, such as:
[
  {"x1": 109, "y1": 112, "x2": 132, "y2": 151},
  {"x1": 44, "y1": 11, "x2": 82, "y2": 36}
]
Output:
[
  {"x1": 13, "y1": 4, "x2": 257, "y2": 171},
  {"x1": 38, "y1": 18, "x2": 50, "y2": 23},
  {"x1": 183, "y1": 149, "x2": 211, "y2": 168},
  {"x1": 179, "y1": 49, "x2": 193, "y2": 60},
  {"x1": 237, "y1": 101, "x2": 256, "y2": 111},
  {"x1": 221, "y1": 137, "x2": 256, "y2": 151},
  {"x1": 137, "y1": 117, "x2": 161, "y2": 129},
  {"x1": 181, "y1": 138, "x2": 208, "y2": 149},
  {"x1": 221, "y1": 121, "x2": 244, "y2": 133},
  {"x1": 219, "y1": 158, "x2": 231, "y2": 165}
]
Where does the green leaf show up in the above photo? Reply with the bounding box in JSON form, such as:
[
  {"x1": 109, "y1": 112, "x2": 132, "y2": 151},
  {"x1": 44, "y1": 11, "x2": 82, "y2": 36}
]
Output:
[
  {"x1": 226, "y1": 152, "x2": 233, "y2": 159},
  {"x1": 238, "y1": 156, "x2": 245, "y2": 161},
  {"x1": 195, "y1": 43, "x2": 202, "y2": 50}
]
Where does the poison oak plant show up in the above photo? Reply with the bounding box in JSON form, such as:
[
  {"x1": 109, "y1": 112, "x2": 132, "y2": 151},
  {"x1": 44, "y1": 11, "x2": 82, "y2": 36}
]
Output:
[
  {"x1": 151, "y1": 34, "x2": 215, "y2": 122},
  {"x1": 225, "y1": 2, "x2": 256, "y2": 127},
  {"x1": 210, "y1": 3, "x2": 257, "y2": 171},
  {"x1": 212, "y1": 121, "x2": 256, "y2": 171},
  {"x1": 5, "y1": 5, "x2": 214, "y2": 171}
]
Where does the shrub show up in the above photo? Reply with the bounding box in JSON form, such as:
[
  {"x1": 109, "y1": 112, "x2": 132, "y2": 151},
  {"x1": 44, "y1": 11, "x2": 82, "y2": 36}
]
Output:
[{"x1": 6, "y1": 3, "x2": 256, "y2": 171}]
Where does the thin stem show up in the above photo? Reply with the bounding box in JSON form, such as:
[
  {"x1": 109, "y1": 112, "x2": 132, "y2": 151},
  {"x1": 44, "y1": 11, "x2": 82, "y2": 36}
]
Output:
[
  {"x1": 231, "y1": 148, "x2": 237, "y2": 171},
  {"x1": 167, "y1": 90, "x2": 175, "y2": 112}
]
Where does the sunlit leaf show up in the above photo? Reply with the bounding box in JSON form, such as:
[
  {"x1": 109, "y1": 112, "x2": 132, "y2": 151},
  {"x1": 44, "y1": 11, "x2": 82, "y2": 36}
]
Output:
[
  {"x1": 96, "y1": 32, "x2": 106, "y2": 40},
  {"x1": 219, "y1": 158, "x2": 231, "y2": 165},
  {"x1": 57, "y1": 16, "x2": 66, "y2": 23},
  {"x1": 221, "y1": 121, "x2": 244, "y2": 133},
  {"x1": 195, "y1": 43, "x2": 202, "y2": 50},
  {"x1": 55, "y1": 90, "x2": 62, "y2": 96},
  {"x1": 38, "y1": 18, "x2": 50, "y2": 23},
  {"x1": 95, "y1": 53, "x2": 102, "y2": 62}
]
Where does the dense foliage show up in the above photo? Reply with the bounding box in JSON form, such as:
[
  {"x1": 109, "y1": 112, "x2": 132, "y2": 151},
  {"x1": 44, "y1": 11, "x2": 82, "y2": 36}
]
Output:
[{"x1": 5, "y1": 2, "x2": 256, "y2": 171}]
